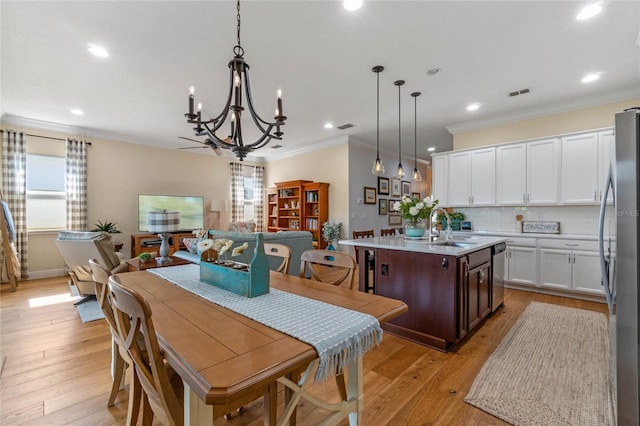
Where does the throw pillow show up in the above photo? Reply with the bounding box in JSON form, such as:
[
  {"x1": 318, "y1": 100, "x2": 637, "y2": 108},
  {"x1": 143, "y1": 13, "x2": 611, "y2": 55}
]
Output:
[{"x1": 183, "y1": 238, "x2": 199, "y2": 254}]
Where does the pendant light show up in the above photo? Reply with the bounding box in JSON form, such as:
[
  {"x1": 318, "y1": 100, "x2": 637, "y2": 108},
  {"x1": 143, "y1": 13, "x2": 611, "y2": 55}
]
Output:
[
  {"x1": 371, "y1": 66, "x2": 385, "y2": 175},
  {"x1": 394, "y1": 80, "x2": 406, "y2": 179},
  {"x1": 411, "y1": 91, "x2": 422, "y2": 182}
]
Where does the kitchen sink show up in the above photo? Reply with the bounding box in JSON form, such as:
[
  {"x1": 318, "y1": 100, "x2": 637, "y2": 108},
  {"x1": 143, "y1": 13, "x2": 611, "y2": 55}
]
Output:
[{"x1": 432, "y1": 241, "x2": 477, "y2": 248}]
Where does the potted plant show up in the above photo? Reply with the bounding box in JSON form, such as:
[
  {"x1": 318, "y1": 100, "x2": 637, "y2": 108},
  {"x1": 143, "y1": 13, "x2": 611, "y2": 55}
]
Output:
[
  {"x1": 392, "y1": 196, "x2": 438, "y2": 237},
  {"x1": 322, "y1": 221, "x2": 343, "y2": 250},
  {"x1": 139, "y1": 252, "x2": 152, "y2": 263},
  {"x1": 438, "y1": 211, "x2": 465, "y2": 230},
  {"x1": 92, "y1": 220, "x2": 121, "y2": 233}
]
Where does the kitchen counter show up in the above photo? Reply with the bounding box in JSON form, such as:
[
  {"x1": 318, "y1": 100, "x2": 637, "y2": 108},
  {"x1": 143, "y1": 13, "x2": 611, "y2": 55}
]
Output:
[
  {"x1": 340, "y1": 234, "x2": 506, "y2": 352},
  {"x1": 339, "y1": 234, "x2": 507, "y2": 256}
]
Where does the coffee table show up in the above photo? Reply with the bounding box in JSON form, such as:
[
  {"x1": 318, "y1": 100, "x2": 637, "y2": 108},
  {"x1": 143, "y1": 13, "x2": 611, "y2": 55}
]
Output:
[{"x1": 126, "y1": 255, "x2": 191, "y2": 272}]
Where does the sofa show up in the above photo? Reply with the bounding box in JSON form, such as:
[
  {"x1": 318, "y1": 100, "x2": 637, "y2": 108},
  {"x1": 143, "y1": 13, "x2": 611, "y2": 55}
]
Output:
[{"x1": 173, "y1": 230, "x2": 314, "y2": 276}]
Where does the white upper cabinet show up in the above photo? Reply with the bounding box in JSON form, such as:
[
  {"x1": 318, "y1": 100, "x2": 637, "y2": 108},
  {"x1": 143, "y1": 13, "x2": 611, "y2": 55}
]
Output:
[
  {"x1": 496, "y1": 138, "x2": 560, "y2": 205},
  {"x1": 496, "y1": 144, "x2": 527, "y2": 205},
  {"x1": 448, "y1": 148, "x2": 495, "y2": 206},
  {"x1": 431, "y1": 154, "x2": 449, "y2": 206},
  {"x1": 448, "y1": 152, "x2": 471, "y2": 205},
  {"x1": 527, "y1": 138, "x2": 561, "y2": 204},
  {"x1": 561, "y1": 130, "x2": 614, "y2": 204}
]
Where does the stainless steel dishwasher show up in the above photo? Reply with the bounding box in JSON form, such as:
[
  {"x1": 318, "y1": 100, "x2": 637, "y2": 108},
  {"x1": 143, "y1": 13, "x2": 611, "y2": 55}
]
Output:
[{"x1": 491, "y1": 242, "x2": 506, "y2": 312}]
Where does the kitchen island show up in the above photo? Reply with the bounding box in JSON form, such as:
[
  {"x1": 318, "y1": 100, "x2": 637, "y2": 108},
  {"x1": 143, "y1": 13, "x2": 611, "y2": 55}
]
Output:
[{"x1": 340, "y1": 235, "x2": 506, "y2": 351}]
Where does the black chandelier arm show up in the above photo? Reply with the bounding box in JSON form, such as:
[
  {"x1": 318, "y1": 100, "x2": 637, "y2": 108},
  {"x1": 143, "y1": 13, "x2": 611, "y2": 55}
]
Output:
[{"x1": 243, "y1": 70, "x2": 283, "y2": 129}]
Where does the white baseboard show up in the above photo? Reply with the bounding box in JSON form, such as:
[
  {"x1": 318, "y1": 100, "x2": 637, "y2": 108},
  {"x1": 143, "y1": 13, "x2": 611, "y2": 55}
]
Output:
[{"x1": 26, "y1": 269, "x2": 67, "y2": 280}]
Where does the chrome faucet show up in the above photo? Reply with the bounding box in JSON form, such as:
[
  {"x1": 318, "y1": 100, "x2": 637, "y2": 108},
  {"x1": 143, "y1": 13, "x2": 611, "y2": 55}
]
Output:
[{"x1": 429, "y1": 208, "x2": 452, "y2": 242}]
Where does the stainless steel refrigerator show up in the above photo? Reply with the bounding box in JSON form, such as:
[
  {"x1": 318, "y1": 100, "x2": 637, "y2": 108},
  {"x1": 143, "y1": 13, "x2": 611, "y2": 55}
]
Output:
[{"x1": 600, "y1": 108, "x2": 640, "y2": 425}]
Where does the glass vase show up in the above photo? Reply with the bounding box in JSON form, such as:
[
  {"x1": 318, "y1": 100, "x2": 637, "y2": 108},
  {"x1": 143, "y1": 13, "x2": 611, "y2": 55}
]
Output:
[{"x1": 405, "y1": 218, "x2": 427, "y2": 238}]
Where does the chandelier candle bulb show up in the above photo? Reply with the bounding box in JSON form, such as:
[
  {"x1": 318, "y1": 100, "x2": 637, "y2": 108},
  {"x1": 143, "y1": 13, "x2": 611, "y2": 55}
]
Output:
[
  {"x1": 189, "y1": 86, "x2": 195, "y2": 115},
  {"x1": 277, "y1": 89, "x2": 283, "y2": 117}
]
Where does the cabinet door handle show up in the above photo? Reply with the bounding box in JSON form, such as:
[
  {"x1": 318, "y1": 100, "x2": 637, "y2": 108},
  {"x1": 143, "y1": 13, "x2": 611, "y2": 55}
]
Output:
[
  {"x1": 565, "y1": 243, "x2": 579, "y2": 247},
  {"x1": 523, "y1": 194, "x2": 526, "y2": 203},
  {"x1": 594, "y1": 191, "x2": 598, "y2": 202}
]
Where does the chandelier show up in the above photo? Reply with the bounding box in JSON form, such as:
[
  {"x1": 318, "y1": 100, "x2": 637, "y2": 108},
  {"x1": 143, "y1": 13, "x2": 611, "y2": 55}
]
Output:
[{"x1": 184, "y1": 0, "x2": 286, "y2": 161}]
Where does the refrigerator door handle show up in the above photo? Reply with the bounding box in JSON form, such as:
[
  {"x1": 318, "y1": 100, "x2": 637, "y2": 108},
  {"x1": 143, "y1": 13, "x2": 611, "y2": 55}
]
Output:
[{"x1": 599, "y1": 162, "x2": 615, "y2": 314}]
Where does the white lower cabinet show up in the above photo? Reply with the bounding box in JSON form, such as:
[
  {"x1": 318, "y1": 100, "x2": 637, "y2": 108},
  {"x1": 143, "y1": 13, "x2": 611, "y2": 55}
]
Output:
[
  {"x1": 506, "y1": 246, "x2": 538, "y2": 285},
  {"x1": 539, "y1": 239, "x2": 603, "y2": 295},
  {"x1": 504, "y1": 237, "x2": 537, "y2": 286}
]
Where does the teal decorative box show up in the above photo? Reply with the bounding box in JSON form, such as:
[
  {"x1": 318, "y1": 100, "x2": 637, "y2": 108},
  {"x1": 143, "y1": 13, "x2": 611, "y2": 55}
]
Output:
[{"x1": 200, "y1": 233, "x2": 270, "y2": 298}]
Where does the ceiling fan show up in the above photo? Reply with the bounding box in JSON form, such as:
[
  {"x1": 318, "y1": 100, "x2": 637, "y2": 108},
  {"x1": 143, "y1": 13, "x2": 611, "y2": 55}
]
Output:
[{"x1": 177, "y1": 136, "x2": 222, "y2": 156}]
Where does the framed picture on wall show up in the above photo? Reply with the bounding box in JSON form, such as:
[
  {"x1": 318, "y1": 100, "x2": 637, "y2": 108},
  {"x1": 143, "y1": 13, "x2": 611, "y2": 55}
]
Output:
[
  {"x1": 364, "y1": 187, "x2": 377, "y2": 204},
  {"x1": 378, "y1": 198, "x2": 388, "y2": 215},
  {"x1": 402, "y1": 181, "x2": 411, "y2": 196},
  {"x1": 378, "y1": 177, "x2": 390, "y2": 195},
  {"x1": 388, "y1": 213, "x2": 402, "y2": 226},
  {"x1": 391, "y1": 178, "x2": 401, "y2": 197},
  {"x1": 412, "y1": 192, "x2": 421, "y2": 200}
]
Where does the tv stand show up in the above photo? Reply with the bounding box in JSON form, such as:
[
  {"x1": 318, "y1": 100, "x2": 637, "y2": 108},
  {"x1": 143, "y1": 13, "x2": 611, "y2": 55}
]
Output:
[{"x1": 131, "y1": 232, "x2": 194, "y2": 258}]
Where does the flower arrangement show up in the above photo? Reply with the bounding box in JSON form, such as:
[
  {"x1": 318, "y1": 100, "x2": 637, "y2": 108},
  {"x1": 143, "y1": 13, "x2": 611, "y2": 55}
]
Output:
[
  {"x1": 322, "y1": 221, "x2": 343, "y2": 243},
  {"x1": 393, "y1": 195, "x2": 439, "y2": 222}
]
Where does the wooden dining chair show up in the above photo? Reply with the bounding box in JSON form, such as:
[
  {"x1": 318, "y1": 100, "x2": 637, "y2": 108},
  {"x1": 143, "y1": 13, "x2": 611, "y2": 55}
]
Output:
[
  {"x1": 108, "y1": 275, "x2": 184, "y2": 426},
  {"x1": 264, "y1": 242, "x2": 291, "y2": 274},
  {"x1": 299, "y1": 249, "x2": 357, "y2": 289},
  {"x1": 89, "y1": 259, "x2": 140, "y2": 426},
  {"x1": 380, "y1": 228, "x2": 396, "y2": 237}
]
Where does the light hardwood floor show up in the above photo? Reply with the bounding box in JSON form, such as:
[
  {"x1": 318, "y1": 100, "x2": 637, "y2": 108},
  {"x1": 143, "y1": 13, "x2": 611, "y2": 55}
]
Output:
[{"x1": 0, "y1": 276, "x2": 608, "y2": 425}]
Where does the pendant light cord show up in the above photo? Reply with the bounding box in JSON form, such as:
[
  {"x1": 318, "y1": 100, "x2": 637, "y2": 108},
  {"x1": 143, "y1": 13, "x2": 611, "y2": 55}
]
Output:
[
  {"x1": 414, "y1": 95, "x2": 417, "y2": 169},
  {"x1": 398, "y1": 83, "x2": 401, "y2": 164},
  {"x1": 376, "y1": 71, "x2": 380, "y2": 156},
  {"x1": 236, "y1": 0, "x2": 241, "y2": 47}
]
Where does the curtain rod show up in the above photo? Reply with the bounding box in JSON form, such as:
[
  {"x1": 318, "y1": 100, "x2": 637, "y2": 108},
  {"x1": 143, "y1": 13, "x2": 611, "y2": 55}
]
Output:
[{"x1": 25, "y1": 133, "x2": 92, "y2": 145}]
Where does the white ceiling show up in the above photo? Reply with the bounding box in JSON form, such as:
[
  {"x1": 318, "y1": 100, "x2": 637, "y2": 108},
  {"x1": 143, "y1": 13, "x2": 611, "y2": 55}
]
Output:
[{"x1": 1, "y1": 1, "x2": 639, "y2": 162}]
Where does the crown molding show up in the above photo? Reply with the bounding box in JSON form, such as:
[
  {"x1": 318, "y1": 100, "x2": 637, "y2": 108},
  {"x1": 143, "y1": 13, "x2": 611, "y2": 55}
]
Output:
[
  {"x1": 446, "y1": 85, "x2": 640, "y2": 134},
  {"x1": 258, "y1": 135, "x2": 350, "y2": 163},
  {"x1": 348, "y1": 137, "x2": 430, "y2": 165}
]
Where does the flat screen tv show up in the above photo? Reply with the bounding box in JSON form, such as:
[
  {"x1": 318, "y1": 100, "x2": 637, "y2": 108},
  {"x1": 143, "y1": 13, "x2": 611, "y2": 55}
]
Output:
[{"x1": 138, "y1": 194, "x2": 204, "y2": 232}]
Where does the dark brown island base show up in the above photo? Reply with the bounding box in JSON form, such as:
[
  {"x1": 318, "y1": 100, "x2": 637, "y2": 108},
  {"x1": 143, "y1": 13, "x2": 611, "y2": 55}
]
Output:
[{"x1": 340, "y1": 235, "x2": 507, "y2": 351}]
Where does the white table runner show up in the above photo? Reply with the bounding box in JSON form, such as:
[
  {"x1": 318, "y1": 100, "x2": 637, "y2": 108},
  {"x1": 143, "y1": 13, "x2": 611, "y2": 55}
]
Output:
[{"x1": 149, "y1": 264, "x2": 382, "y2": 381}]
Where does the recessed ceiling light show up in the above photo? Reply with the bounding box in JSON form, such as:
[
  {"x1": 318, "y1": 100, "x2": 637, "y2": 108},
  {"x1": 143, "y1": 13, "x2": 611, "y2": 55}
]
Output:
[
  {"x1": 70, "y1": 109, "x2": 84, "y2": 116},
  {"x1": 576, "y1": 3, "x2": 602, "y2": 20},
  {"x1": 343, "y1": 0, "x2": 363, "y2": 11},
  {"x1": 427, "y1": 147, "x2": 436, "y2": 152},
  {"x1": 581, "y1": 73, "x2": 601, "y2": 83},
  {"x1": 324, "y1": 122, "x2": 334, "y2": 129},
  {"x1": 466, "y1": 103, "x2": 480, "y2": 111},
  {"x1": 88, "y1": 44, "x2": 109, "y2": 58}
]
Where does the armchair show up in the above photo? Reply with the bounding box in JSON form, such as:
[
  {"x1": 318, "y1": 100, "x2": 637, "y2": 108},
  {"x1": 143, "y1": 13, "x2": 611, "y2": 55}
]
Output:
[{"x1": 56, "y1": 231, "x2": 128, "y2": 304}]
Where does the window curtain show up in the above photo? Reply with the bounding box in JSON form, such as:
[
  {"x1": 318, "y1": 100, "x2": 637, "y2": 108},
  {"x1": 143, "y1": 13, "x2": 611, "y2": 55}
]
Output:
[
  {"x1": 1, "y1": 130, "x2": 28, "y2": 279},
  {"x1": 229, "y1": 162, "x2": 244, "y2": 223},
  {"x1": 253, "y1": 166, "x2": 265, "y2": 232},
  {"x1": 65, "y1": 139, "x2": 88, "y2": 231}
]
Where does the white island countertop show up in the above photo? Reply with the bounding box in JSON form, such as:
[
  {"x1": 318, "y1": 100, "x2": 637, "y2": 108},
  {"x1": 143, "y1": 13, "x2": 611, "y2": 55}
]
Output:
[{"x1": 339, "y1": 235, "x2": 507, "y2": 256}]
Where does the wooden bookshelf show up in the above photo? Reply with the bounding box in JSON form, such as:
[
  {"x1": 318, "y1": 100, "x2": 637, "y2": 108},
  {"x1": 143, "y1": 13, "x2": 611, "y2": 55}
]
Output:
[
  {"x1": 303, "y1": 182, "x2": 330, "y2": 248},
  {"x1": 267, "y1": 180, "x2": 330, "y2": 248}
]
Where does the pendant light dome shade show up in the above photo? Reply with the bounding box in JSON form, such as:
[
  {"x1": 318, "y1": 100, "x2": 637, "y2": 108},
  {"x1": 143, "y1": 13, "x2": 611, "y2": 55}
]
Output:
[
  {"x1": 371, "y1": 66, "x2": 385, "y2": 175},
  {"x1": 411, "y1": 91, "x2": 422, "y2": 182},
  {"x1": 395, "y1": 80, "x2": 406, "y2": 179}
]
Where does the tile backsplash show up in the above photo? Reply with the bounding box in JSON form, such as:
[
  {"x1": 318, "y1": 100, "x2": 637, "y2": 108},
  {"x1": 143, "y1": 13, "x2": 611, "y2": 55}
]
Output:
[{"x1": 454, "y1": 205, "x2": 616, "y2": 236}]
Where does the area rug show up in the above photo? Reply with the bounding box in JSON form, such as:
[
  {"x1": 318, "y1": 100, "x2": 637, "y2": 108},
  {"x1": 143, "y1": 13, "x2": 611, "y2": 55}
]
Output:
[
  {"x1": 76, "y1": 299, "x2": 105, "y2": 323},
  {"x1": 69, "y1": 282, "x2": 105, "y2": 323},
  {"x1": 465, "y1": 301, "x2": 614, "y2": 426}
]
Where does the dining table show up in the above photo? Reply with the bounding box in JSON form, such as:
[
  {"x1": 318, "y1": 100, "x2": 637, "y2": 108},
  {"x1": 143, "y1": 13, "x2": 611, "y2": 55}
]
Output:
[{"x1": 115, "y1": 266, "x2": 408, "y2": 425}]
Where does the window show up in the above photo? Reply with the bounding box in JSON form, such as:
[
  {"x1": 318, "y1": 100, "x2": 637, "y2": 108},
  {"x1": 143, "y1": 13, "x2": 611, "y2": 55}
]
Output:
[
  {"x1": 243, "y1": 175, "x2": 255, "y2": 221},
  {"x1": 26, "y1": 154, "x2": 66, "y2": 230}
]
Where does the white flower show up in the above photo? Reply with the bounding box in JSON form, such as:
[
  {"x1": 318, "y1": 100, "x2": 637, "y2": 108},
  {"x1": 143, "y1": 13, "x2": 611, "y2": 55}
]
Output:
[
  {"x1": 192, "y1": 228, "x2": 207, "y2": 239},
  {"x1": 393, "y1": 201, "x2": 401, "y2": 211},
  {"x1": 216, "y1": 239, "x2": 234, "y2": 256},
  {"x1": 232, "y1": 242, "x2": 249, "y2": 257},
  {"x1": 416, "y1": 202, "x2": 424, "y2": 209},
  {"x1": 423, "y1": 196, "x2": 433, "y2": 207},
  {"x1": 409, "y1": 206, "x2": 419, "y2": 216},
  {"x1": 196, "y1": 239, "x2": 214, "y2": 254}
]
